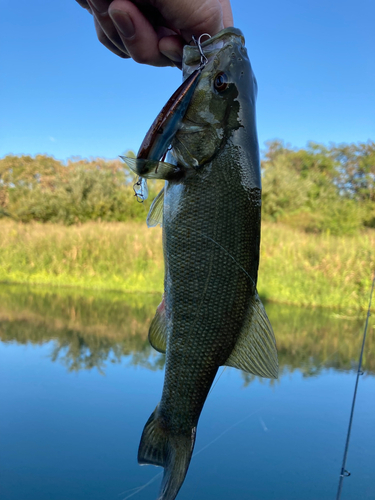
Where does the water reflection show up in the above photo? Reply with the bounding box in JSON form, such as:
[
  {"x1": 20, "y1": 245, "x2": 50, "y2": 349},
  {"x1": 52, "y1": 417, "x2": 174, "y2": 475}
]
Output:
[
  {"x1": 1, "y1": 284, "x2": 375, "y2": 500},
  {"x1": 0, "y1": 284, "x2": 373, "y2": 377}
]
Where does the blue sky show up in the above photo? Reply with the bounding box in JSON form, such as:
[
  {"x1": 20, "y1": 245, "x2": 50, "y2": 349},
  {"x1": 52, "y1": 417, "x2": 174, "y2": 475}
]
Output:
[{"x1": 1, "y1": 0, "x2": 374, "y2": 161}]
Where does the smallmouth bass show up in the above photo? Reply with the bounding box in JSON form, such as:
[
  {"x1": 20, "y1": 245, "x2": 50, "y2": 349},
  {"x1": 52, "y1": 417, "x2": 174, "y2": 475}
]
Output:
[{"x1": 122, "y1": 27, "x2": 278, "y2": 500}]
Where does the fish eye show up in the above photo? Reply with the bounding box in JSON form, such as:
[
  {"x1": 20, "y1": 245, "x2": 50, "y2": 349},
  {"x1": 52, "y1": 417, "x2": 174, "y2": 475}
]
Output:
[{"x1": 214, "y1": 72, "x2": 228, "y2": 92}]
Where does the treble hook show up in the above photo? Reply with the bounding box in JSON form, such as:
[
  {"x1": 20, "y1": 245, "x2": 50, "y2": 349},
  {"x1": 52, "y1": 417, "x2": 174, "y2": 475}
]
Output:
[
  {"x1": 133, "y1": 177, "x2": 146, "y2": 203},
  {"x1": 192, "y1": 33, "x2": 211, "y2": 69}
]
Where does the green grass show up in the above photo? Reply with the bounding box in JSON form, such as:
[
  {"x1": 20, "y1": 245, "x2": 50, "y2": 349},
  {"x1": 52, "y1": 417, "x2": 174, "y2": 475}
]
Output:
[
  {"x1": 257, "y1": 223, "x2": 374, "y2": 311},
  {"x1": 0, "y1": 221, "x2": 164, "y2": 293},
  {"x1": 0, "y1": 220, "x2": 374, "y2": 311}
]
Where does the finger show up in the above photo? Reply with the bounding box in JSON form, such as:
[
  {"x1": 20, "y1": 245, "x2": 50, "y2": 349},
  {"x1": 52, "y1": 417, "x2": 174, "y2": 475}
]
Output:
[
  {"x1": 159, "y1": 35, "x2": 184, "y2": 68},
  {"x1": 86, "y1": 0, "x2": 111, "y2": 15},
  {"x1": 152, "y1": 0, "x2": 224, "y2": 42},
  {"x1": 219, "y1": 0, "x2": 234, "y2": 28},
  {"x1": 93, "y1": 16, "x2": 130, "y2": 58},
  {"x1": 108, "y1": 0, "x2": 174, "y2": 67},
  {"x1": 87, "y1": 0, "x2": 129, "y2": 56}
]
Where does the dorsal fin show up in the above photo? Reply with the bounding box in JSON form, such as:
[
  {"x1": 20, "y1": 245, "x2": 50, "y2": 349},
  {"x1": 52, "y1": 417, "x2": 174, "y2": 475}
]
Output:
[{"x1": 225, "y1": 292, "x2": 278, "y2": 379}]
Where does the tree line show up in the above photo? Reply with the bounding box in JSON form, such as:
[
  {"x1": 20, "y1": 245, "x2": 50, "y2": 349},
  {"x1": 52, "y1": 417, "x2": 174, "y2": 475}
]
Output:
[
  {"x1": 261, "y1": 140, "x2": 374, "y2": 234},
  {"x1": 0, "y1": 152, "x2": 156, "y2": 224},
  {"x1": 1, "y1": 140, "x2": 374, "y2": 234}
]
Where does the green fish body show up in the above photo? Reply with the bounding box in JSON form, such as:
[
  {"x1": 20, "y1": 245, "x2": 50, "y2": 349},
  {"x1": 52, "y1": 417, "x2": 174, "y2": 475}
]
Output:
[{"x1": 123, "y1": 27, "x2": 278, "y2": 500}]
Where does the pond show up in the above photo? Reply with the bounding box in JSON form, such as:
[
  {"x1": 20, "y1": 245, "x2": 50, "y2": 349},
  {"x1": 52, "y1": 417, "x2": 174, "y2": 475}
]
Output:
[{"x1": 1, "y1": 284, "x2": 374, "y2": 500}]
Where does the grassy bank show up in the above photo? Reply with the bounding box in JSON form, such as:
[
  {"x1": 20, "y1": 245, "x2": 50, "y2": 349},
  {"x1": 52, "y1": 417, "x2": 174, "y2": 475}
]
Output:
[
  {"x1": 0, "y1": 220, "x2": 164, "y2": 293},
  {"x1": 257, "y1": 224, "x2": 374, "y2": 311},
  {"x1": 0, "y1": 220, "x2": 374, "y2": 311}
]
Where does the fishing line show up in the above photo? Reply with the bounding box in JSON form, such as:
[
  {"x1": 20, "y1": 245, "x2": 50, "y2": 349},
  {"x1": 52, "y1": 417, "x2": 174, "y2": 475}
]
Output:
[
  {"x1": 179, "y1": 223, "x2": 256, "y2": 288},
  {"x1": 193, "y1": 405, "x2": 270, "y2": 458},
  {"x1": 207, "y1": 366, "x2": 227, "y2": 397},
  {"x1": 118, "y1": 405, "x2": 268, "y2": 500},
  {"x1": 335, "y1": 271, "x2": 375, "y2": 500},
  {"x1": 120, "y1": 471, "x2": 162, "y2": 500}
]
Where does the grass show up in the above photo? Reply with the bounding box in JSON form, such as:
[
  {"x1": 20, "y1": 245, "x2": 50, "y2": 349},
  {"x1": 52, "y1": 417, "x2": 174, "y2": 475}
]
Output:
[
  {"x1": 257, "y1": 223, "x2": 375, "y2": 311},
  {"x1": 0, "y1": 221, "x2": 164, "y2": 292},
  {"x1": 0, "y1": 220, "x2": 374, "y2": 311}
]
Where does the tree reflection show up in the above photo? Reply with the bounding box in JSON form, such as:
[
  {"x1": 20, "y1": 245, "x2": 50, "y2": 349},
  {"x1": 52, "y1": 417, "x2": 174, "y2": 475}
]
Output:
[{"x1": 0, "y1": 285, "x2": 373, "y2": 378}]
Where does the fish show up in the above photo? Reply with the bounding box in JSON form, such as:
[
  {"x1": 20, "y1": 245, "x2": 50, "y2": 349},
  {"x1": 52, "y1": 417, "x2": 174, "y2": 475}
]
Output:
[{"x1": 122, "y1": 27, "x2": 278, "y2": 500}]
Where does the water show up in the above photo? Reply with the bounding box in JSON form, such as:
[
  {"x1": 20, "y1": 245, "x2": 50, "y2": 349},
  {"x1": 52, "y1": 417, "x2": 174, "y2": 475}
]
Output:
[{"x1": 1, "y1": 284, "x2": 374, "y2": 500}]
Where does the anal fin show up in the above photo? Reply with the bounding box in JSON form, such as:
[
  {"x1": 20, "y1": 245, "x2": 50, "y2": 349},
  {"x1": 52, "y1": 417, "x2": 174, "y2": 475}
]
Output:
[{"x1": 225, "y1": 291, "x2": 278, "y2": 379}]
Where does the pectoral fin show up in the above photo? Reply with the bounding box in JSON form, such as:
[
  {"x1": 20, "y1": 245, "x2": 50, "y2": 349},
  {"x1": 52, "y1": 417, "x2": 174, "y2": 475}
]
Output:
[
  {"x1": 121, "y1": 157, "x2": 184, "y2": 181},
  {"x1": 225, "y1": 292, "x2": 278, "y2": 379},
  {"x1": 147, "y1": 187, "x2": 164, "y2": 228},
  {"x1": 148, "y1": 297, "x2": 167, "y2": 353}
]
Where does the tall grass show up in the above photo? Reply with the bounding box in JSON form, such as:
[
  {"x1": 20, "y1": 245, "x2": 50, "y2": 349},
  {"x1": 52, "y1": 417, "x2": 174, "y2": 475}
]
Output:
[
  {"x1": 0, "y1": 221, "x2": 164, "y2": 293},
  {"x1": 0, "y1": 220, "x2": 373, "y2": 311},
  {"x1": 257, "y1": 223, "x2": 375, "y2": 311}
]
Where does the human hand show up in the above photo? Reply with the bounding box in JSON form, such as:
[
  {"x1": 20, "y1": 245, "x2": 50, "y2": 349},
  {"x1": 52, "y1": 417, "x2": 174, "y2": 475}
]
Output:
[{"x1": 76, "y1": 0, "x2": 233, "y2": 68}]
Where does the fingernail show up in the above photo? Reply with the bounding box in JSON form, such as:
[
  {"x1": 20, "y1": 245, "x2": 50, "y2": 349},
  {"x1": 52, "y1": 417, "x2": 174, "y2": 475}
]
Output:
[{"x1": 110, "y1": 10, "x2": 135, "y2": 39}]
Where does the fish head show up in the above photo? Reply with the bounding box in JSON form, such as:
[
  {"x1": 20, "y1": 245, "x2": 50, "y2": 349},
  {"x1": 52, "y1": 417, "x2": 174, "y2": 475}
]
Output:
[{"x1": 173, "y1": 27, "x2": 259, "y2": 185}]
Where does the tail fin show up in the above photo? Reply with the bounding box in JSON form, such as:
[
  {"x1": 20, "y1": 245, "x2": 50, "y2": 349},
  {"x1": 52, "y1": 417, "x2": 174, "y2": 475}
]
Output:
[{"x1": 138, "y1": 407, "x2": 196, "y2": 500}]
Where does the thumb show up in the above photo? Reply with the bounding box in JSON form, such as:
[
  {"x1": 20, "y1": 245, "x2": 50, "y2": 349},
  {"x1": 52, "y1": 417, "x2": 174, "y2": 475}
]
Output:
[{"x1": 153, "y1": 0, "x2": 232, "y2": 42}]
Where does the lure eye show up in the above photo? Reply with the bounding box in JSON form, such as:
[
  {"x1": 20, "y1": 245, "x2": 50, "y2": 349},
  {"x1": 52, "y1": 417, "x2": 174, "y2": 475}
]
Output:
[{"x1": 214, "y1": 72, "x2": 228, "y2": 92}]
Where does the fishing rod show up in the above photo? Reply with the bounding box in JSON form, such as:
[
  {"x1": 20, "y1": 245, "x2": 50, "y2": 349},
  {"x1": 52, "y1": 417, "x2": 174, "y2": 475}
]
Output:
[{"x1": 335, "y1": 271, "x2": 375, "y2": 500}]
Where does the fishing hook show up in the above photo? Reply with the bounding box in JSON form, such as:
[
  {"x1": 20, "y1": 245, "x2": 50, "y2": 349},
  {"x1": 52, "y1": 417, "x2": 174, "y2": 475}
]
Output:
[
  {"x1": 133, "y1": 178, "x2": 145, "y2": 203},
  {"x1": 192, "y1": 33, "x2": 211, "y2": 69}
]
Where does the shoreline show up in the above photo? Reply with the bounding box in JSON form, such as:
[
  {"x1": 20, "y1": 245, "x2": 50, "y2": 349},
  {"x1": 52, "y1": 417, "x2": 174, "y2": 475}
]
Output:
[{"x1": 0, "y1": 220, "x2": 373, "y2": 312}]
